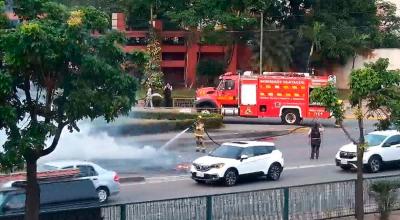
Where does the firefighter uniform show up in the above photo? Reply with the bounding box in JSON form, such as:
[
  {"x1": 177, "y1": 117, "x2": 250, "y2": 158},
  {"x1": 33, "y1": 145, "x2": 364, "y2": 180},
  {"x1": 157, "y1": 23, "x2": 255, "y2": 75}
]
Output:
[{"x1": 194, "y1": 117, "x2": 206, "y2": 153}]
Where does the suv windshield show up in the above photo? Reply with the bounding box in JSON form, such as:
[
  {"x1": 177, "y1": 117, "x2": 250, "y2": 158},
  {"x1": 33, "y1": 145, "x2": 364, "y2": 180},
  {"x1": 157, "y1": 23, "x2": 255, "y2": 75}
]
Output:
[
  {"x1": 365, "y1": 134, "x2": 387, "y2": 146},
  {"x1": 209, "y1": 145, "x2": 242, "y2": 159}
]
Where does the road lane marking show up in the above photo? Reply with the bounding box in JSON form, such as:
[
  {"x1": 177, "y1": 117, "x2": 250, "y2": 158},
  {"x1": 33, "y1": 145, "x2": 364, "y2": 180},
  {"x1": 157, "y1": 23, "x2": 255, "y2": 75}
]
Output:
[
  {"x1": 121, "y1": 163, "x2": 335, "y2": 186},
  {"x1": 285, "y1": 163, "x2": 334, "y2": 170}
]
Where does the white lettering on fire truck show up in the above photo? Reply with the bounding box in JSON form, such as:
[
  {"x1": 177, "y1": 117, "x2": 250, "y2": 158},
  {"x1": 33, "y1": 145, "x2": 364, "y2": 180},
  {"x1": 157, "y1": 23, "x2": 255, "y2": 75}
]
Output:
[{"x1": 260, "y1": 80, "x2": 305, "y2": 85}]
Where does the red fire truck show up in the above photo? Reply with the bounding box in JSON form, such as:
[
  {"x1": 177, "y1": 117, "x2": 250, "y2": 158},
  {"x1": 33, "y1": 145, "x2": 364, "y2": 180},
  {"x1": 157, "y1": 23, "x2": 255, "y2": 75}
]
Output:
[{"x1": 195, "y1": 71, "x2": 335, "y2": 125}]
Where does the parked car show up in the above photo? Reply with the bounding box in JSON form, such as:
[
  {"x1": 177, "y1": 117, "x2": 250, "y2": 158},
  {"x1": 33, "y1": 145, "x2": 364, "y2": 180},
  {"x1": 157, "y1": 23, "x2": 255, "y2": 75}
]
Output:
[
  {"x1": 38, "y1": 160, "x2": 120, "y2": 203},
  {"x1": 190, "y1": 141, "x2": 284, "y2": 186},
  {"x1": 0, "y1": 179, "x2": 100, "y2": 217},
  {"x1": 335, "y1": 130, "x2": 400, "y2": 173}
]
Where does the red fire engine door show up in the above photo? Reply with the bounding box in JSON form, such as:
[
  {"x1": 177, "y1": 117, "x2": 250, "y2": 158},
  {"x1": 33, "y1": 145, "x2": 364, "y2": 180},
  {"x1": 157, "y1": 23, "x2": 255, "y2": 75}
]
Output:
[{"x1": 239, "y1": 80, "x2": 258, "y2": 117}]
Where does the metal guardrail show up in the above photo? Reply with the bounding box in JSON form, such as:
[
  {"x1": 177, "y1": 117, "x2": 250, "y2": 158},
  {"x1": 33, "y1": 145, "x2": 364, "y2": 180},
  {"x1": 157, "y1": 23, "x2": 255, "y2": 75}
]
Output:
[
  {"x1": 173, "y1": 98, "x2": 195, "y2": 108},
  {"x1": 100, "y1": 175, "x2": 400, "y2": 220},
  {"x1": 3, "y1": 175, "x2": 400, "y2": 220}
]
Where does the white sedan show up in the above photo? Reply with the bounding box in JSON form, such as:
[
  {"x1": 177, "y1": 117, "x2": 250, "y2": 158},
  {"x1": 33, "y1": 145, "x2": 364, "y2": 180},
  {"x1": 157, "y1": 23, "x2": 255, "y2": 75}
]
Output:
[{"x1": 39, "y1": 160, "x2": 120, "y2": 203}]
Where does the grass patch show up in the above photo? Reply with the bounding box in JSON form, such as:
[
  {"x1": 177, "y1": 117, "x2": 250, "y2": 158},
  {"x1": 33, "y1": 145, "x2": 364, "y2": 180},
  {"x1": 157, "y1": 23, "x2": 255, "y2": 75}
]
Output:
[
  {"x1": 136, "y1": 87, "x2": 196, "y2": 100},
  {"x1": 172, "y1": 88, "x2": 196, "y2": 98}
]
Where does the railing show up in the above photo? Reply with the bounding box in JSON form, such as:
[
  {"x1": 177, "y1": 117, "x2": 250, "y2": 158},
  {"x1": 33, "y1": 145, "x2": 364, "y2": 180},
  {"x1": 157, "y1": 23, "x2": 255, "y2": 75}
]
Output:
[
  {"x1": 2, "y1": 175, "x2": 400, "y2": 220},
  {"x1": 173, "y1": 98, "x2": 195, "y2": 108}
]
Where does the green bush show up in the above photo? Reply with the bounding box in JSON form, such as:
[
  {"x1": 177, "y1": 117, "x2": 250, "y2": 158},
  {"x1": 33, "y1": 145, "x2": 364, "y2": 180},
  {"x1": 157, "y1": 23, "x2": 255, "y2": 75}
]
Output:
[
  {"x1": 370, "y1": 180, "x2": 400, "y2": 220},
  {"x1": 130, "y1": 110, "x2": 222, "y2": 121},
  {"x1": 107, "y1": 114, "x2": 223, "y2": 136}
]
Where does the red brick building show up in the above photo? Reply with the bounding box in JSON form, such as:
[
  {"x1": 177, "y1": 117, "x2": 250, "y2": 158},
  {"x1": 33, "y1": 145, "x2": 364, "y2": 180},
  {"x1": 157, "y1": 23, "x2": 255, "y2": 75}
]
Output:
[{"x1": 112, "y1": 13, "x2": 253, "y2": 88}]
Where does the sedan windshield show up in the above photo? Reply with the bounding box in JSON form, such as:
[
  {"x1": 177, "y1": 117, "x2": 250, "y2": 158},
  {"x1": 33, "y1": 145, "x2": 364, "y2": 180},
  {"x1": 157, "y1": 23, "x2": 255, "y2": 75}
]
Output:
[
  {"x1": 37, "y1": 164, "x2": 59, "y2": 172},
  {"x1": 365, "y1": 134, "x2": 387, "y2": 146},
  {"x1": 209, "y1": 145, "x2": 242, "y2": 159}
]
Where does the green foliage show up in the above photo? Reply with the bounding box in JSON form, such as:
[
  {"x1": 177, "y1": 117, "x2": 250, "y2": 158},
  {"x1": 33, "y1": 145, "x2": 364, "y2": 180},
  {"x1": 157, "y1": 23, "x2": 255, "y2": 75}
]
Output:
[
  {"x1": 113, "y1": 112, "x2": 224, "y2": 135},
  {"x1": 370, "y1": 180, "x2": 400, "y2": 220},
  {"x1": 0, "y1": 0, "x2": 9, "y2": 29},
  {"x1": 125, "y1": 51, "x2": 149, "y2": 81},
  {"x1": 0, "y1": 1, "x2": 137, "y2": 167},
  {"x1": 197, "y1": 59, "x2": 226, "y2": 78},
  {"x1": 349, "y1": 58, "x2": 400, "y2": 129},
  {"x1": 130, "y1": 110, "x2": 221, "y2": 120},
  {"x1": 310, "y1": 84, "x2": 345, "y2": 123},
  {"x1": 249, "y1": 28, "x2": 295, "y2": 71},
  {"x1": 142, "y1": 29, "x2": 164, "y2": 92},
  {"x1": 374, "y1": 0, "x2": 400, "y2": 48}
]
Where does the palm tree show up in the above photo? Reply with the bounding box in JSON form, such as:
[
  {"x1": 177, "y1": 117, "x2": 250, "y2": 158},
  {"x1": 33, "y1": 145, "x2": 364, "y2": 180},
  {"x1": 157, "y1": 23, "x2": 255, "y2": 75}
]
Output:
[
  {"x1": 299, "y1": 22, "x2": 335, "y2": 71},
  {"x1": 249, "y1": 26, "x2": 295, "y2": 72}
]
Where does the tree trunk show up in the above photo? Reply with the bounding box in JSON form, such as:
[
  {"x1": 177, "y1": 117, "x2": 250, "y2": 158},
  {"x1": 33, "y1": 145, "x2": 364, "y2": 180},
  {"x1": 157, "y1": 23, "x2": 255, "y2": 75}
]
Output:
[
  {"x1": 307, "y1": 43, "x2": 314, "y2": 73},
  {"x1": 25, "y1": 159, "x2": 40, "y2": 220},
  {"x1": 355, "y1": 104, "x2": 365, "y2": 220},
  {"x1": 352, "y1": 55, "x2": 356, "y2": 70}
]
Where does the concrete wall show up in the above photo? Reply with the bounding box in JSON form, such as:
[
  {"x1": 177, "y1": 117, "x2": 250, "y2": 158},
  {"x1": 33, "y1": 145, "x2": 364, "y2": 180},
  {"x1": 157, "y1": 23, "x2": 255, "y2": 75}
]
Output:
[{"x1": 333, "y1": 49, "x2": 400, "y2": 89}]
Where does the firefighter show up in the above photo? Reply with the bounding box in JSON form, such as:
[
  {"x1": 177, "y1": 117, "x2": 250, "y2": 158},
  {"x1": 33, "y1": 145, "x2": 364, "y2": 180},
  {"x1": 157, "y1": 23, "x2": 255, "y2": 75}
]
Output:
[{"x1": 194, "y1": 115, "x2": 206, "y2": 153}]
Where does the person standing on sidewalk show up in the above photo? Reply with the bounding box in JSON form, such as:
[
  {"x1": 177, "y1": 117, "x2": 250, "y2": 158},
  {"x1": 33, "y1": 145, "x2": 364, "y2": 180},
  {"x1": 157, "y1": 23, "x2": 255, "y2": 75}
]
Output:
[
  {"x1": 194, "y1": 116, "x2": 206, "y2": 153},
  {"x1": 163, "y1": 83, "x2": 173, "y2": 107},
  {"x1": 308, "y1": 122, "x2": 324, "y2": 159},
  {"x1": 144, "y1": 86, "x2": 153, "y2": 109}
]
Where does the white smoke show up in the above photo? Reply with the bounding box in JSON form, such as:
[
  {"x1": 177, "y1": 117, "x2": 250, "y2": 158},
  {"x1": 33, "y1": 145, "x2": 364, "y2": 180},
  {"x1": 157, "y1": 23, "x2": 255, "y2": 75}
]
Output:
[{"x1": 40, "y1": 122, "x2": 168, "y2": 162}]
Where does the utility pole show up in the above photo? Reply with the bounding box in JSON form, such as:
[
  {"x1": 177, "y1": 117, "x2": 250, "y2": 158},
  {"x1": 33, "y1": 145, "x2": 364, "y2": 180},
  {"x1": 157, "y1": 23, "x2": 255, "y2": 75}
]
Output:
[{"x1": 259, "y1": 12, "x2": 264, "y2": 75}]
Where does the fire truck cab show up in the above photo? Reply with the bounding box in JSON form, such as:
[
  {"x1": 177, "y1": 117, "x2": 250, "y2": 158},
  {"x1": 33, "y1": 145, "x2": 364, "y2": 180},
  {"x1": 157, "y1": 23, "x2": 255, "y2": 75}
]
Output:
[{"x1": 195, "y1": 71, "x2": 335, "y2": 125}]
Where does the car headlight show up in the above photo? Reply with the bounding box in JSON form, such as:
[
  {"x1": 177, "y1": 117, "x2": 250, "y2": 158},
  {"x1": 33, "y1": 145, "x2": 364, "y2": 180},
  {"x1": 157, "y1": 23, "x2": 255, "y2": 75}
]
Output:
[{"x1": 209, "y1": 163, "x2": 225, "y2": 169}]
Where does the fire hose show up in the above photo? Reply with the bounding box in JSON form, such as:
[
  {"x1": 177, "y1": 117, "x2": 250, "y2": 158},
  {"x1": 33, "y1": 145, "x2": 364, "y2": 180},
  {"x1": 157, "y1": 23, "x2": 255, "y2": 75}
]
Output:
[{"x1": 202, "y1": 125, "x2": 308, "y2": 146}]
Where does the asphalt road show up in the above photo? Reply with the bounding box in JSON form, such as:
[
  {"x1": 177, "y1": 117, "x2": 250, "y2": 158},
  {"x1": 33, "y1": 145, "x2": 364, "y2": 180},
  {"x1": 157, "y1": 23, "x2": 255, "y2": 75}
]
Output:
[
  {"x1": 111, "y1": 164, "x2": 400, "y2": 204},
  {"x1": 98, "y1": 118, "x2": 377, "y2": 175},
  {"x1": 102, "y1": 118, "x2": 399, "y2": 204}
]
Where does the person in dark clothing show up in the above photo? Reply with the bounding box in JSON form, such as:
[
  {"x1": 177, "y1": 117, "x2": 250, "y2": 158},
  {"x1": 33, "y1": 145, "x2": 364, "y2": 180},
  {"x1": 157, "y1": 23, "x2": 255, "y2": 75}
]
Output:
[
  {"x1": 163, "y1": 83, "x2": 173, "y2": 107},
  {"x1": 308, "y1": 122, "x2": 324, "y2": 159}
]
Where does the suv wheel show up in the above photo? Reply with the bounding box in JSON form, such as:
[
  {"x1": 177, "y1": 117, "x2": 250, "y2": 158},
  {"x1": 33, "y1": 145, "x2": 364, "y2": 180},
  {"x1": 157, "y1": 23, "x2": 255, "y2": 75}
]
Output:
[
  {"x1": 368, "y1": 156, "x2": 382, "y2": 173},
  {"x1": 97, "y1": 187, "x2": 109, "y2": 203},
  {"x1": 267, "y1": 163, "x2": 282, "y2": 181},
  {"x1": 224, "y1": 169, "x2": 238, "y2": 186}
]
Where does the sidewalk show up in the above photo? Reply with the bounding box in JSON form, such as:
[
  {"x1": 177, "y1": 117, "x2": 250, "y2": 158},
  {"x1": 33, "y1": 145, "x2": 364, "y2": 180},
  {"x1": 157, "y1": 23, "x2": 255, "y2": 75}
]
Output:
[
  {"x1": 336, "y1": 211, "x2": 400, "y2": 219},
  {"x1": 343, "y1": 101, "x2": 386, "y2": 120}
]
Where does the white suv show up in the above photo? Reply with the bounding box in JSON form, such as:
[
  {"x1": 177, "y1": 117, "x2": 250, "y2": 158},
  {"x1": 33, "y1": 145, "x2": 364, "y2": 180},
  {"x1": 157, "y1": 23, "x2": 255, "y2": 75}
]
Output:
[
  {"x1": 335, "y1": 130, "x2": 400, "y2": 173},
  {"x1": 190, "y1": 141, "x2": 284, "y2": 186}
]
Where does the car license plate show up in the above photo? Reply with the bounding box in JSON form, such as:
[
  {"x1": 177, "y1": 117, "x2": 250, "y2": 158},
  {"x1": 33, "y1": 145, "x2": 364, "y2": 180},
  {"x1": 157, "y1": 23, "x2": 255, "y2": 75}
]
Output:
[
  {"x1": 341, "y1": 160, "x2": 348, "y2": 165},
  {"x1": 196, "y1": 172, "x2": 204, "y2": 178}
]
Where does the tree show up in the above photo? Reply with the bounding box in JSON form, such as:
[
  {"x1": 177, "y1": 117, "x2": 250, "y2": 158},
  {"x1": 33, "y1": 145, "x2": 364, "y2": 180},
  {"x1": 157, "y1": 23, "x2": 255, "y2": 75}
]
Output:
[
  {"x1": 310, "y1": 58, "x2": 400, "y2": 220},
  {"x1": 249, "y1": 28, "x2": 295, "y2": 71},
  {"x1": 0, "y1": 1, "x2": 137, "y2": 219},
  {"x1": 197, "y1": 59, "x2": 226, "y2": 85},
  {"x1": 374, "y1": 0, "x2": 400, "y2": 48},
  {"x1": 0, "y1": 0, "x2": 9, "y2": 29},
  {"x1": 142, "y1": 29, "x2": 164, "y2": 92}
]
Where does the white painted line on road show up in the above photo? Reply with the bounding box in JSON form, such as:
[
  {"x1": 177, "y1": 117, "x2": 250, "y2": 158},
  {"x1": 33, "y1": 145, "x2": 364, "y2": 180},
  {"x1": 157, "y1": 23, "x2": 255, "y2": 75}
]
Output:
[
  {"x1": 285, "y1": 163, "x2": 334, "y2": 170},
  {"x1": 121, "y1": 163, "x2": 336, "y2": 186}
]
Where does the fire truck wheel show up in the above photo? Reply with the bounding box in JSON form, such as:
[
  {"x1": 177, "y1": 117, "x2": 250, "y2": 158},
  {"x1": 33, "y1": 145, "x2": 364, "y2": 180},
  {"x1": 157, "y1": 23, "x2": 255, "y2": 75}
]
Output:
[{"x1": 281, "y1": 109, "x2": 300, "y2": 125}]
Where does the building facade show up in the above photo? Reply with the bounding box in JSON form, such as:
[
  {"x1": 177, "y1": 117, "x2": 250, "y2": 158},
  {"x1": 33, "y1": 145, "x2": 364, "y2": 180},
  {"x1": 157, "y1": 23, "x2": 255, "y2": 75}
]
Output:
[{"x1": 112, "y1": 13, "x2": 253, "y2": 88}]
